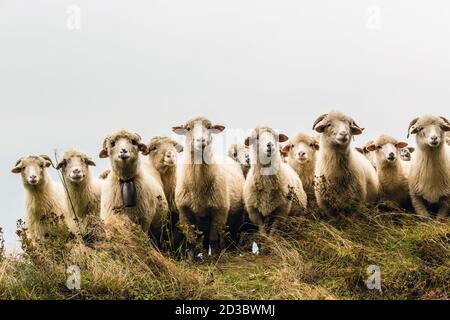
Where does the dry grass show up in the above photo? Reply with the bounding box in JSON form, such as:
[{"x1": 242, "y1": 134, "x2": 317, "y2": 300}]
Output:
[{"x1": 0, "y1": 209, "x2": 448, "y2": 300}]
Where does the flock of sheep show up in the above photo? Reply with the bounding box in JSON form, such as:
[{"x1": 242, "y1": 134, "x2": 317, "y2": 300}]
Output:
[{"x1": 11, "y1": 112, "x2": 450, "y2": 256}]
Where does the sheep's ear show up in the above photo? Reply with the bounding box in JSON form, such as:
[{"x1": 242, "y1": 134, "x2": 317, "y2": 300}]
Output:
[
  {"x1": 40, "y1": 155, "x2": 54, "y2": 168},
  {"x1": 396, "y1": 142, "x2": 408, "y2": 149},
  {"x1": 210, "y1": 125, "x2": 225, "y2": 134},
  {"x1": 174, "y1": 143, "x2": 184, "y2": 153},
  {"x1": 355, "y1": 147, "x2": 364, "y2": 154},
  {"x1": 407, "y1": 147, "x2": 415, "y2": 153},
  {"x1": 244, "y1": 137, "x2": 250, "y2": 147},
  {"x1": 350, "y1": 121, "x2": 364, "y2": 135},
  {"x1": 280, "y1": 148, "x2": 289, "y2": 157},
  {"x1": 11, "y1": 159, "x2": 23, "y2": 174},
  {"x1": 56, "y1": 159, "x2": 66, "y2": 170},
  {"x1": 312, "y1": 114, "x2": 328, "y2": 132},
  {"x1": 312, "y1": 140, "x2": 320, "y2": 151},
  {"x1": 278, "y1": 134, "x2": 289, "y2": 143},
  {"x1": 99, "y1": 138, "x2": 109, "y2": 158},
  {"x1": 85, "y1": 158, "x2": 96, "y2": 166},
  {"x1": 366, "y1": 144, "x2": 377, "y2": 152},
  {"x1": 98, "y1": 169, "x2": 111, "y2": 180},
  {"x1": 172, "y1": 125, "x2": 187, "y2": 135},
  {"x1": 139, "y1": 143, "x2": 149, "y2": 155},
  {"x1": 281, "y1": 145, "x2": 291, "y2": 154}
]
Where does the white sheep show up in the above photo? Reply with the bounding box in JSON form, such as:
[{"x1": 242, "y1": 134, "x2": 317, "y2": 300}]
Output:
[
  {"x1": 227, "y1": 144, "x2": 251, "y2": 177},
  {"x1": 99, "y1": 130, "x2": 169, "y2": 235},
  {"x1": 407, "y1": 115, "x2": 450, "y2": 217},
  {"x1": 12, "y1": 155, "x2": 69, "y2": 240},
  {"x1": 243, "y1": 126, "x2": 307, "y2": 235},
  {"x1": 172, "y1": 117, "x2": 245, "y2": 255},
  {"x1": 146, "y1": 136, "x2": 184, "y2": 248},
  {"x1": 312, "y1": 112, "x2": 379, "y2": 214},
  {"x1": 56, "y1": 150, "x2": 102, "y2": 235},
  {"x1": 366, "y1": 135, "x2": 411, "y2": 209},
  {"x1": 282, "y1": 132, "x2": 319, "y2": 206}
]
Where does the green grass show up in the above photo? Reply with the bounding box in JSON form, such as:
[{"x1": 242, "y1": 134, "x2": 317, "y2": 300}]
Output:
[{"x1": 0, "y1": 211, "x2": 448, "y2": 300}]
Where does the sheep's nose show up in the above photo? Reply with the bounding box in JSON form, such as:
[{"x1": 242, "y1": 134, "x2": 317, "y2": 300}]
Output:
[
  {"x1": 266, "y1": 142, "x2": 274, "y2": 149},
  {"x1": 298, "y1": 151, "x2": 306, "y2": 158},
  {"x1": 245, "y1": 154, "x2": 250, "y2": 165},
  {"x1": 120, "y1": 148, "x2": 128, "y2": 154},
  {"x1": 387, "y1": 152, "x2": 396, "y2": 160},
  {"x1": 431, "y1": 136, "x2": 438, "y2": 142},
  {"x1": 72, "y1": 168, "x2": 81, "y2": 174},
  {"x1": 166, "y1": 150, "x2": 174, "y2": 157},
  {"x1": 339, "y1": 131, "x2": 349, "y2": 138},
  {"x1": 29, "y1": 175, "x2": 36, "y2": 180},
  {"x1": 196, "y1": 137, "x2": 206, "y2": 143}
]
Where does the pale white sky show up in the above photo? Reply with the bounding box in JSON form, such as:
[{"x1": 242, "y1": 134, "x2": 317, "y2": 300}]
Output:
[{"x1": 1, "y1": 0, "x2": 449, "y2": 249}]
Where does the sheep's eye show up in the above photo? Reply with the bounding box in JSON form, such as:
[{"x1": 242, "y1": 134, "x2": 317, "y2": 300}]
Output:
[
  {"x1": 110, "y1": 140, "x2": 116, "y2": 147},
  {"x1": 151, "y1": 147, "x2": 157, "y2": 152},
  {"x1": 186, "y1": 127, "x2": 191, "y2": 131},
  {"x1": 377, "y1": 146, "x2": 382, "y2": 150},
  {"x1": 131, "y1": 139, "x2": 138, "y2": 146}
]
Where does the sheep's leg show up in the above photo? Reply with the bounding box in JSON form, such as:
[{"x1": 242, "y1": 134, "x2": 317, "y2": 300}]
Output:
[
  {"x1": 411, "y1": 194, "x2": 430, "y2": 217},
  {"x1": 247, "y1": 207, "x2": 266, "y2": 237},
  {"x1": 437, "y1": 197, "x2": 449, "y2": 218},
  {"x1": 178, "y1": 206, "x2": 199, "y2": 258},
  {"x1": 268, "y1": 206, "x2": 289, "y2": 237},
  {"x1": 209, "y1": 208, "x2": 228, "y2": 256}
]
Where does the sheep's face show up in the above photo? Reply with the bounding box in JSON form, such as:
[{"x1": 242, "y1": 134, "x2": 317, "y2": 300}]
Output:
[
  {"x1": 148, "y1": 138, "x2": 183, "y2": 171},
  {"x1": 245, "y1": 127, "x2": 288, "y2": 166},
  {"x1": 313, "y1": 112, "x2": 364, "y2": 148},
  {"x1": 368, "y1": 141, "x2": 408, "y2": 166},
  {"x1": 173, "y1": 117, "x2": 225, "y2": 153},
  {"x1": 282, "y1": 135, "x2": 319, "y2": 165},
  {"x1": 228, "y1": 144, "x2": 250, "y2": 168},
  {"x1": 12, "y1": 155, "x2": 53, "y2": 186},
  {"x1": 99, "y1": 130, "x2": 148, "y2": 170},
  {"x1": 408, "y1": 116, "x2": 450, "y2": 149},
  {"x1": 56, "y1": 151, "x2": 96, "y2": 183},
  {"x1": 400, "y1": 147, "x2": 415, "y2": 161}
]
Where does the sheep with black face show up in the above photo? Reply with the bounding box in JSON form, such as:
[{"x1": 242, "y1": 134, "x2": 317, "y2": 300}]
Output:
[
  {"x1": 313, "y1": 111, "x2": 379, "y2": 214},
  {"x1": 407, "y1": 115, "x2": 450, "y2": 217},
  {"x1": 12, "y1": 155, "x2": 68, "y2": 240},
  {"x1": 99, "y1": 130, "x2": 169, "y2": 234}
]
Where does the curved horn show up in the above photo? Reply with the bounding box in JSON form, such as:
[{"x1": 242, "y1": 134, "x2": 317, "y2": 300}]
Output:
[
  {"x1": 407, "y1": 117, "x2": 419, "y2": 138},
  {"x1": 439, "y1": 116, "x2": 450, "y2": 125},
  {"x1": 312, "y1": 114, "x2": 328, "y2": 130}
]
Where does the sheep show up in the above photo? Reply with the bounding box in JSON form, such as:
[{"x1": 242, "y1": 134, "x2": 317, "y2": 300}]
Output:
[
  {"x1": 99, "y1": 130, "x2": 169, "y2": 235},
  {"x1": 145, "y1": 136, "x2": 184, "y2": 249},
  {"x1": 366, "y1": 135, "x2": 411, "y2": 209},
  {"x1": 227, "y1": 144, "x2": 250, "y2": 177},
  {"x1": 400, "y1": 147, "x2": 415, "y2": 162},
  {"x1": 407, "y1": 115, "x2": 450, "y2": 217},
  {"x1": 172, "y1": 117, "x2": 245, "y2": 255},
  {"x1": 56, "y1": 150, "x2": 102, "y2": 235},
  {"x1": 243, "y1": 126, "x2": 307, "y2": 235},
  {"x1": 282, "y1": 133, "x2": 319, "y2": 206},
  {"x1": 12, "y1": 155, "x2": 69, "y2": 240},
  {"x1": 312, "y1": 112, "x2": 379, "y2": 214},
  {"x1": 355, "y1": 140, "x2": 376, "y2": 169}
]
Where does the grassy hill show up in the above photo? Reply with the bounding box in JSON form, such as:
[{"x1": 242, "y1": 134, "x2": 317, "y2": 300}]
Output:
[{"x1": 0, "y1": 210, "x2": 448, "y2": 300}]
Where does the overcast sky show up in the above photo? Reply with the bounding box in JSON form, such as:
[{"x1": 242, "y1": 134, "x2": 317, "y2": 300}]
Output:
[{"x1": 1, "y1": 0, "x2": 449, "y2": 250}]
